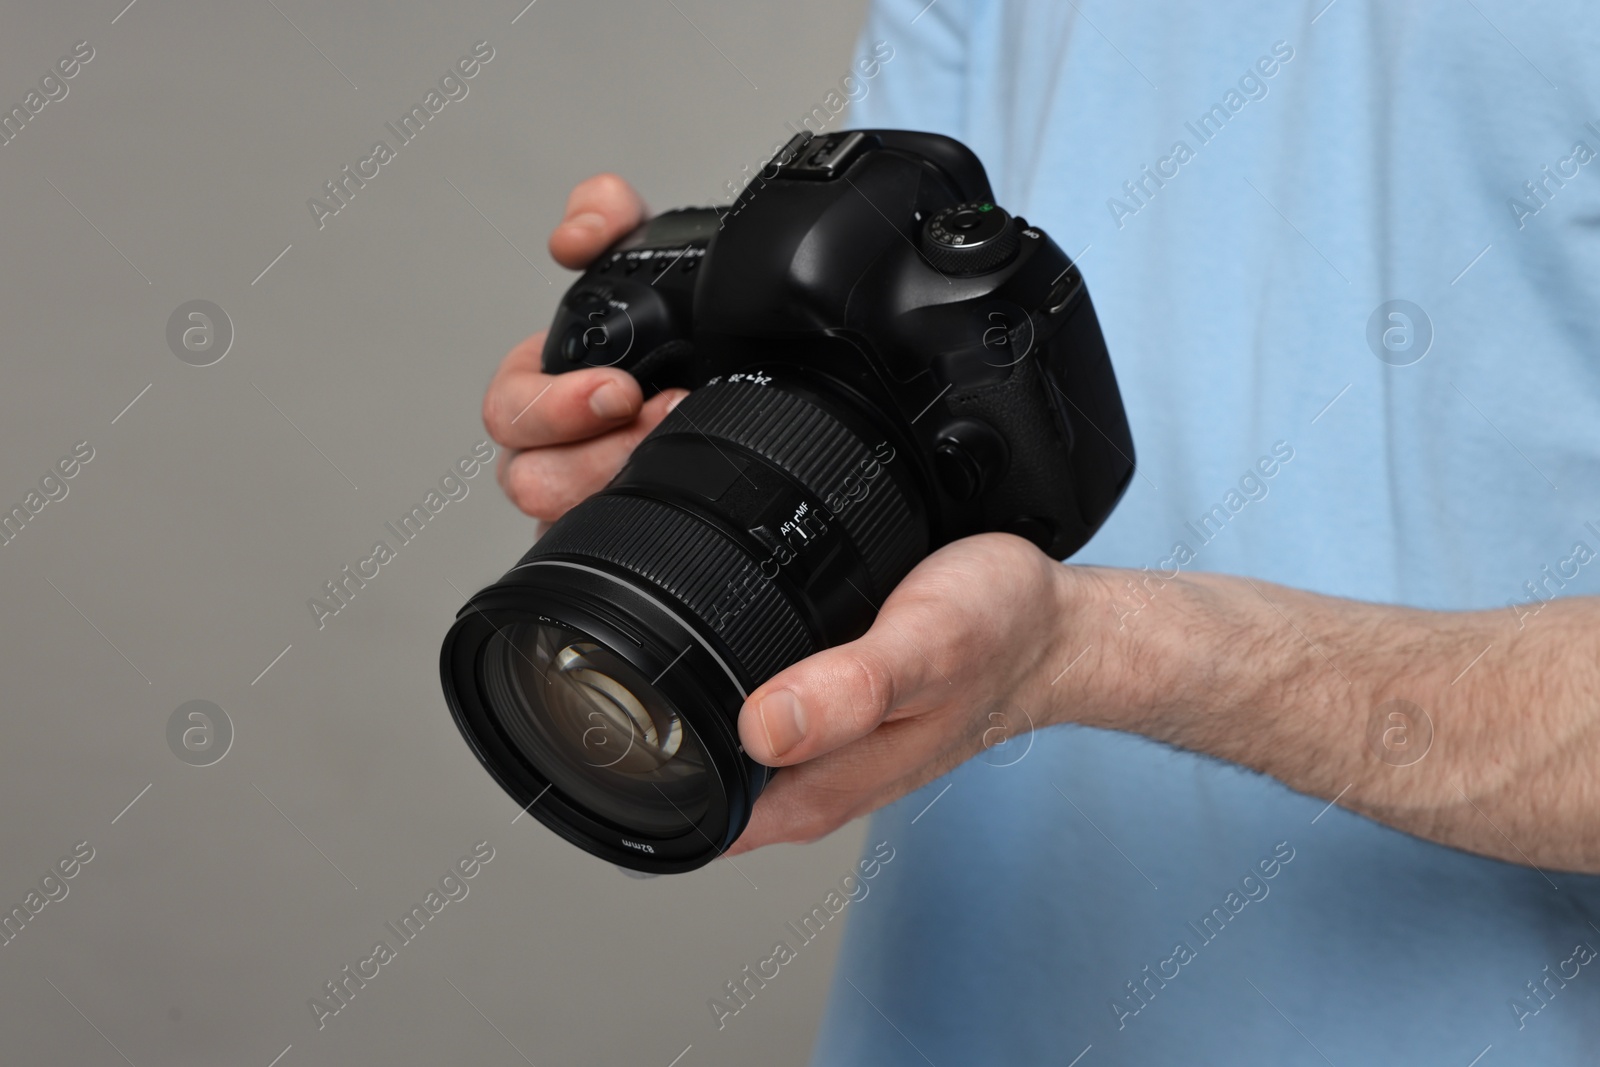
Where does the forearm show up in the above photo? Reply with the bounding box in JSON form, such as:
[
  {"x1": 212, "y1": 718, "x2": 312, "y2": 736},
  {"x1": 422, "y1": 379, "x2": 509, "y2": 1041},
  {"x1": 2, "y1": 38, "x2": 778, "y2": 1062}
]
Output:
[{"x1": 1060, "y1": 566, "x2": 1600, "y2": 873}]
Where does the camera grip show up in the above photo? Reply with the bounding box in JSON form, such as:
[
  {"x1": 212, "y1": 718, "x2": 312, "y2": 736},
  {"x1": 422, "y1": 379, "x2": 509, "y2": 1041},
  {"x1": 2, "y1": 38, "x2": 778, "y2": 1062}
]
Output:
[{"x1": 945, "y1": 357, "x2": 1092, "y2": 559}]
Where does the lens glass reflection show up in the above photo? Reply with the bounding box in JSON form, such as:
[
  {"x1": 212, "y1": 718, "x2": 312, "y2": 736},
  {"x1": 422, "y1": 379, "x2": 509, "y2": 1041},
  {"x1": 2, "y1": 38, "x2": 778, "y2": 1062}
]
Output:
[{"x1": 481, "y1": 622, "x2": 710, "y2": 835}]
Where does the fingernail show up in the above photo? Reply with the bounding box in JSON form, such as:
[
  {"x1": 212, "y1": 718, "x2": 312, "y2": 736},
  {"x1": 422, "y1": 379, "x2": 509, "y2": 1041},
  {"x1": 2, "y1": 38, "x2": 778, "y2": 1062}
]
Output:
[
  {"x1": 562, "y1": 211, "x2": 607, "y2": 237},
  {"x1": 757, "y1": 690, "x2": 805, "y2": 759},
  {"x1": 589, "y1": 382, "x2": 630, "y2": 419},
  {"x1": 665, "y1": 390, "x2": 688, "y2": 413}
]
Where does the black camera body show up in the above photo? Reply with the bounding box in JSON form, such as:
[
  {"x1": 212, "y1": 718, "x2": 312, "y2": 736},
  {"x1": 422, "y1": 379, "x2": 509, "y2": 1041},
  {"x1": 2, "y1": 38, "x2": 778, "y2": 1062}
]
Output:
[
  {"x1": 542, "y1": 129, "x2": 1132, "y2": 566},
  {"x1": 442, "y1": 130, "x2": 1133, "y2": 873}
]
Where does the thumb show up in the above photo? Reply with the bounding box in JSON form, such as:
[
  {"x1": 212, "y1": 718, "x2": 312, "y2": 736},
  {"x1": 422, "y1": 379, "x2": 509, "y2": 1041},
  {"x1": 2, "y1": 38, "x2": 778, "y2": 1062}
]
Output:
[{"x1": 737, "y1": 617, "x2": 942, "y2": 767}]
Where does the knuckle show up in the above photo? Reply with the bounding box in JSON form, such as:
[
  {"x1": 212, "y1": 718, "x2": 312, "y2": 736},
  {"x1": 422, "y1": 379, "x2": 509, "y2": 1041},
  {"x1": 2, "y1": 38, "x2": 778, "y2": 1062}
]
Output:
[
  {"x1": 835, "y1": 648, "x2": 895, "y2": 733},
  {"x1": 503, "y1": 458, "x2": 556, "y2": 520},
  {"x1": 582, "y1": 171, "x2": 633, "y2": 207},
  {"x1": 481, "y1": 387, "x2": 510, "y2": 442},
  {"x1": 508, "y1": 488, "x2": 549, "y2": 520},
  {"x1": 485, "y1": 375, "x2": 559, "y2": 446}
]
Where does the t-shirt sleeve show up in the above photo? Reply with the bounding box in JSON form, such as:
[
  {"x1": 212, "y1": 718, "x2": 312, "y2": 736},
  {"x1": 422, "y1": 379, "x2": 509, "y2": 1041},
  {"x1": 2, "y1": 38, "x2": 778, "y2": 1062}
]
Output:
[{"x1": 847, "y1": 0, "x2": 983, "y2": 140}]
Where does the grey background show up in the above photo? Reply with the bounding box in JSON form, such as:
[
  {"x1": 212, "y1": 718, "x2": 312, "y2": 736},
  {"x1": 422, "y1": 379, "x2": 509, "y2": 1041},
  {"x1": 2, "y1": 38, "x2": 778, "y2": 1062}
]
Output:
[{"x1": 0, "y1": 2, "x2": 873, "y2": 1064}]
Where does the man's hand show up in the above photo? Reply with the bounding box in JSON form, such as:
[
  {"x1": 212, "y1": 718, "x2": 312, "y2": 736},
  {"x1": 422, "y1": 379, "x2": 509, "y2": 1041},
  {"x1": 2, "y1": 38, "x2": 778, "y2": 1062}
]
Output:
[
  {"x1": 727, "y1": 534, "x2": 1110, "y2": 855},
  {"x1": 486, "y1": 180, "x2": 1600, "y2": 877},
  {"x1": 722, "y1": 524, "x2": 1600, "y2": 873},
  {"x1": 482, "y1": 173, "x2": 688, "y2": 522}
]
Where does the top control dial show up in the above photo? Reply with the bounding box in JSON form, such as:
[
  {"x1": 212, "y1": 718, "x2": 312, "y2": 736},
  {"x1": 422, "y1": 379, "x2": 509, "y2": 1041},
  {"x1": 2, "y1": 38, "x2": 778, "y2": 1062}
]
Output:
[{"x1": 919, "y1": 201, "x2": 1021, "y2": 275}]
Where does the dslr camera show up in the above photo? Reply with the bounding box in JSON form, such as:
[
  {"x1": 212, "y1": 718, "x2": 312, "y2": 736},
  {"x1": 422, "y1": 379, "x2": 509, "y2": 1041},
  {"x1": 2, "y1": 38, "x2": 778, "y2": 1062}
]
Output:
[{"x1": 441, "y1": 129, "x2": 1134, "y2": 873}]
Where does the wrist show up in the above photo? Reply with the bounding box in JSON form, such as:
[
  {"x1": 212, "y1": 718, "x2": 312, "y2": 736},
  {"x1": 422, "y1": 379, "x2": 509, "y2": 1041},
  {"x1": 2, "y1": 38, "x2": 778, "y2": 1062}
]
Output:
[
  {"x1": 1040, "y1": 561, "x2": 1176, "y2": 733},
  {"x1": 1046, "y1": 565, "x2": 1281, "y2": 742},
  {"x1": 1084, "y1": 568, "x2": 1378, "y2": 794}
]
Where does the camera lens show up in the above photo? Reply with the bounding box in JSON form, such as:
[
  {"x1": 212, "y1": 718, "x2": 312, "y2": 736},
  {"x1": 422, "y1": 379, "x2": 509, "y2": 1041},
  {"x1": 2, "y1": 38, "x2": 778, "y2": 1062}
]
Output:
[
  {"x1": 442, "y1": 374, "x2": 928, "y2": 872},
  {"x1": 480, "y1": 622, "x2": 710, "y2": 835}
]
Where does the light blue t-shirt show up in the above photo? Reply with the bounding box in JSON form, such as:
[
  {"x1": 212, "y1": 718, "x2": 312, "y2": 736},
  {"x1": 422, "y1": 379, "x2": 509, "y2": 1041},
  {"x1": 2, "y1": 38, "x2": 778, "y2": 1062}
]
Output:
[{"x1": 814, "y1": 1, "x2": 1600, "y2": 1063}]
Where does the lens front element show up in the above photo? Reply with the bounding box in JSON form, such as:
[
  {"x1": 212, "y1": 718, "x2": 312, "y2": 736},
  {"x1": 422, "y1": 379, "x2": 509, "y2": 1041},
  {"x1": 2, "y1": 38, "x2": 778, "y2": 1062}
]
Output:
[{"x1": 481, "y1": 622, "x2": 710, "y2": 836}]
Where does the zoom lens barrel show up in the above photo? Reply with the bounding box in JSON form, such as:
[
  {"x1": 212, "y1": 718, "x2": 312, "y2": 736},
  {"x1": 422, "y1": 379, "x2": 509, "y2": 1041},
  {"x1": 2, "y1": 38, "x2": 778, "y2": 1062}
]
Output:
[{"x1": 441, "y1": 375, "x2": 927, "y2": 872}]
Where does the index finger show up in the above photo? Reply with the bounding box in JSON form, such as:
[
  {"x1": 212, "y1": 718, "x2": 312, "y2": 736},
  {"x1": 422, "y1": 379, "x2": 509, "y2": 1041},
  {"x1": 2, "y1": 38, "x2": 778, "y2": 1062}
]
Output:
[
  {"x1": 483, "y1": 330, "x2": 645, "y2": 450},
  {"x1": 549, "y1": 173, "x2": 650, "y2": 269}
]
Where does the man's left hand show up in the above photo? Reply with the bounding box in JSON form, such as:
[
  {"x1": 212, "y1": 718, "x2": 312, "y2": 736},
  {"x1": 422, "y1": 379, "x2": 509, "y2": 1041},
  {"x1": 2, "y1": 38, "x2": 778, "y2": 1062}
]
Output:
[{"x1": 727, "y1": 533, "x2": 1110, "y2": 855}]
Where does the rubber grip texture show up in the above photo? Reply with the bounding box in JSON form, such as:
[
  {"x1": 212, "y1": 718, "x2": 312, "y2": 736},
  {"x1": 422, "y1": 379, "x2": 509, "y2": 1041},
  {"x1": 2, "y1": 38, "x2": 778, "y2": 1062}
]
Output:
[{"x1": 651, "y1": 381, "x2": 923, "y2": 598}]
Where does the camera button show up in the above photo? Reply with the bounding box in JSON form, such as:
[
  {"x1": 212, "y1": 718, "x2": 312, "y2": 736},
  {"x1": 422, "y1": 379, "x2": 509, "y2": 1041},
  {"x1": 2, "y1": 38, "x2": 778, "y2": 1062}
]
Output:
[
  {"x1": 933, "y1": 418, "x2": 1009, "y2": 500},
  {"x1": 920, "y1": 201, "x2": 1021, "y2": 275},
  {"x1": 1046, "y1": 267, "x2": 1083, "y2": 314},
  {"x1": 934, "y1": 443, "x2": 983, "y2": 500}
]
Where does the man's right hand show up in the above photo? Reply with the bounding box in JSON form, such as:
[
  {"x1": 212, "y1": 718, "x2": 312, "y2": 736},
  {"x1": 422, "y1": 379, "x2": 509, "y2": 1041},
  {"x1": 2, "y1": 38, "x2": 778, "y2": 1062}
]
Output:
[{"x1": 482, "y1": 173, "x2": 689, "y2": 523}]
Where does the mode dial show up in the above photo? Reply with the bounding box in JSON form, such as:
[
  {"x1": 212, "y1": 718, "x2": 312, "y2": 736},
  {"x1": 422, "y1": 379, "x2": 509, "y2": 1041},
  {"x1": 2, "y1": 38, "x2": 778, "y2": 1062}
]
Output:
[{"x1": 919, "y1": 201, "x2": 1021, "y2": 276}]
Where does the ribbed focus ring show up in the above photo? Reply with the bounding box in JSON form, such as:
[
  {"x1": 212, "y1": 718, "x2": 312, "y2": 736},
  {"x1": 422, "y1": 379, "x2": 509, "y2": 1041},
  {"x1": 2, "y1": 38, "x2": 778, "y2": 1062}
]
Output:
[
  {"x1": 652, "y1": 381, "x2": 924, "y2": 597},
  {"x1": 522, "y1": 494, "x2": 813, "y2": 687}
]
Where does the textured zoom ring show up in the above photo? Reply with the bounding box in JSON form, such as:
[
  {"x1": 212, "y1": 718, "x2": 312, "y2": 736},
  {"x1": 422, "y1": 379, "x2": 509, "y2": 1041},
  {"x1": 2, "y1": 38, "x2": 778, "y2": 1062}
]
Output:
[
  {"x1": 524, "y1": 494, "x2": 813, "y2": 687},
  {"x1": 653, "y1": 381, "x2": 923, "y2": 597}
]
